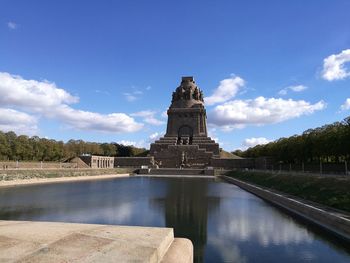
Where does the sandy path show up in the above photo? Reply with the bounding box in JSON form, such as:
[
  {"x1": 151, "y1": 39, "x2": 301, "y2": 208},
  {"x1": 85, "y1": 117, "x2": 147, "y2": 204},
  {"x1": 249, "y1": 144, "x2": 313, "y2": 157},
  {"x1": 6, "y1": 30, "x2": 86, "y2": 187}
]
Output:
[{"x1": 0, "y1": 174, "x2": 130, "y2": 188}]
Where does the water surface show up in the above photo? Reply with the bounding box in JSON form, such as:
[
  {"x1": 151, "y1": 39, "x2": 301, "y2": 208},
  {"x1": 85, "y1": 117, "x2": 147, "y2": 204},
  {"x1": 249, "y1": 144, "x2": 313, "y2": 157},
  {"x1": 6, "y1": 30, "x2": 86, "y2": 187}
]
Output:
[{"x1": 0, "y1": 176, "x2": 349, "y2": 262}]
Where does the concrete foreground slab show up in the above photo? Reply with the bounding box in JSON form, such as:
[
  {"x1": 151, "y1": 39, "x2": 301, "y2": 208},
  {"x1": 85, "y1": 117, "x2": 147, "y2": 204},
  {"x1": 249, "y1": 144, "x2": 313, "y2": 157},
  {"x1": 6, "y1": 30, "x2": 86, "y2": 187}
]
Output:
[{"x1": 0, "y1": 221, "x2": 193, "y2": 263}]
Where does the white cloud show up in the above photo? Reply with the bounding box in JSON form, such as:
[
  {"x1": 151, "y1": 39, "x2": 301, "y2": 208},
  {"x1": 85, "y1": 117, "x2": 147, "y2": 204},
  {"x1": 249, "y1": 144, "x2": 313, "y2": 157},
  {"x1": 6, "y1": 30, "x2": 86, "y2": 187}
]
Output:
[
  {"x1": 117, "y1": 140, "x2": 145, "y2": 148},
  {"x1": 123, "y1": 92, "x2": 138, "y2": 102},
  {"x1": 290, "y1": 85, "x2": 307, "y2": 92},
  {"x1": 207, "y1": 128, "x2": 219, "y2": 144},
  {"x1": 123, "y1": 86, "x2": 150, "y2": 102},
  {"x1": 161, "y1": 110, "x2": 167, "y2": 118},
  {"x1": 205, "y1": 75, "x2": 245, "y2": 106},
  {"x1": 131, "y1": 110, "x2": 165, "y2": 126},
  {"x1": 117, "y1": 140, "x2": 137, "y2": 146},
  {"x1": 0, "y1": 72, "x2": 78, "y2": 110},
  {"x1": 0, "y1": 108, "x2": 38, "y2": 135},
  {"x1": 278, "y1": 85, "x2": 308, "y2": 96},
  {"x1": 340, "y1": 98, "x2": 350, "y2": 111},
  {"x1": 243, "y1": 137, "x2": 271, "y2": 148},
  {"x1": 0, "y1": 72, "x2": 143, "y2": 134},
  {"x1": 322, "y1": 49, "x2": 350, "y2": 81},
  {"x1": 7, "y1": 22, "x2": 17, "y2": 30},
  {"x1": 95, "y1": 89, "x2": 110, "y2": 95},
  {"x1": 278, "y1": 89, "x2": 288, "y2": 96},
  {"x1": 54, "y1": 105, "x2": 143, "y2": 133},
  {"x1": 210, "y1": 96, "x2": 326, "y2": 129},
  {"x1": 148, "y1": 132, "x2": 161, "y2": 142}
]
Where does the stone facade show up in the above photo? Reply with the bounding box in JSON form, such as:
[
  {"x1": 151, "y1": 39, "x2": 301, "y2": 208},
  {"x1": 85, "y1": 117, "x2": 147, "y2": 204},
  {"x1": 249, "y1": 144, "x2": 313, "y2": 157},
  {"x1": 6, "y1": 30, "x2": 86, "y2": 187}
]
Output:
[
  {"x1": 114, "y1": 157, "x2": 154, "y2": 167},
  {"x1": 150, "y1": 77, "x2": 220, "y2": 168},
  {"x1": 80, "y1": 155, "x2": 114, "y2": 169}
]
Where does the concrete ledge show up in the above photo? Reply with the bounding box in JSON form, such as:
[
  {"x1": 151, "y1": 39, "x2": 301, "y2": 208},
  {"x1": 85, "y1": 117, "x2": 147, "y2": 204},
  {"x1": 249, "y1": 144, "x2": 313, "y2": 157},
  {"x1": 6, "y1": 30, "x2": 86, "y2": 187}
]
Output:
[
  {"x1": 161, "y1": 238, "x2": 193, "y2": 263},
  {"x1": 136, "y1": 174, "x2": 215, "y2": 179},
  {"x1": 149, "y1": 168, "x2": 205, "y2": 175},
  {"x1": 221, "y1": 175, "x2": 350, "y2": 242},
  {"x1": 137, "y1": 168, "x2": 217, "y2": 176},
  {"x1": 0, "y1": 221, "x2": 193, "y2": 263}
]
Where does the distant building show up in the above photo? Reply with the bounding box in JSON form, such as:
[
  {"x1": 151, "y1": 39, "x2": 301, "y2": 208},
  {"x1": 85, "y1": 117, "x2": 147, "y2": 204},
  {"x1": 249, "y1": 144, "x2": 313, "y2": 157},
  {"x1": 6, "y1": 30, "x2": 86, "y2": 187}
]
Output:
[{"x1": 80, "y1": 155, "x2": 114, "y2": 168}]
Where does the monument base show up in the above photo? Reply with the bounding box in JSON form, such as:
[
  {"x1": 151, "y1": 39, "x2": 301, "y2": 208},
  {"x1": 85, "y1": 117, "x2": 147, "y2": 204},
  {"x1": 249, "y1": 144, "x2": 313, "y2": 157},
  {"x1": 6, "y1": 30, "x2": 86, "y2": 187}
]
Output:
[
  {"x1": 150, "y1": 136, "x2": 220, "y2": 168},
  {"x1": 137, "y1": 167, "x2": 215, "y2": 176}
]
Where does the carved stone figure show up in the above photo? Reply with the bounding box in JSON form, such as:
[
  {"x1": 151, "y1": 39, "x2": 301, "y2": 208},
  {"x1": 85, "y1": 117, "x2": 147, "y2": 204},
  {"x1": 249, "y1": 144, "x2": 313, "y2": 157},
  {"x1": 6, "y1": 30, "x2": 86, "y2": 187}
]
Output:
[
  {"x1": 184, "y1": 88, "x2": 191, "y2": 100},
  {"x1": 193, "y1": 87, "x2": 199, "y2": 100},
  {"x1": 199, "y1": 91, "x2": 203, "y2": 102}
]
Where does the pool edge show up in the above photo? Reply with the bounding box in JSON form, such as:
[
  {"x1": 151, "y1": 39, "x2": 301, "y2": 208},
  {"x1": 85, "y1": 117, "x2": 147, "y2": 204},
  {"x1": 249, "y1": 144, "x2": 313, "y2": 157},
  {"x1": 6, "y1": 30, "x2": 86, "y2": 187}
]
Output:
[{"x1": 220, "y1": 175, "x2": 350, "y2": 242}]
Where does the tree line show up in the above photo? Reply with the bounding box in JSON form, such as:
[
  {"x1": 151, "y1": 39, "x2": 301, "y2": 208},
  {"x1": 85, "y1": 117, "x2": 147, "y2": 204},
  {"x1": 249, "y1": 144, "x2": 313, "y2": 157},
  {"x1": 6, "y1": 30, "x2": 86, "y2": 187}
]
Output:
[
  {"x1": 0, "y1": 131, "x2": 148, "y2": 161},
  {"x1": 233, "y1": 117, "x2": 350, "y2": 163}
]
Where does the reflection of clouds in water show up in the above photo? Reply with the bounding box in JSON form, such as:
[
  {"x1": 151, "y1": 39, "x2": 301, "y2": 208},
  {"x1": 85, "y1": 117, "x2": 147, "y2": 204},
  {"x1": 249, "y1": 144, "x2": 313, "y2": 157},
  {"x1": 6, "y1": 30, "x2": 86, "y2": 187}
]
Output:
[
  {"x1": 216, "y1": 198, "x2": 314, "y2": 247},
  {"x1": 37, "y1": 202, "x2": 133, "y2": 223},
  {"x1": 37, "y1": 201, "x2": 163, "y2": 226},
  {"x1": 209, "y1": 236, "x2": 247, "y2": 263}
]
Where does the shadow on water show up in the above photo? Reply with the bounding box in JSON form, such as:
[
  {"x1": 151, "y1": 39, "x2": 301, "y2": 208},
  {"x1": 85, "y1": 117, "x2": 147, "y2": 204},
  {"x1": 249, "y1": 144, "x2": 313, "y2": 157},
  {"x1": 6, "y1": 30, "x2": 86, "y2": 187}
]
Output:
[{"x1": 1, "y1": 176, "x2": 350, "y2": 262}]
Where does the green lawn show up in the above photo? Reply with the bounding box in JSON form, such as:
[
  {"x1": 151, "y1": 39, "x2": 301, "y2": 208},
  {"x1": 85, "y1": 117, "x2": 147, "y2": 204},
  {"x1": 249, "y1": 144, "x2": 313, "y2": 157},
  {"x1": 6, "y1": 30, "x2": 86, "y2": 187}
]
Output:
[{"x1": 226, "y1": 170, "x2": 350, "y2": 213}]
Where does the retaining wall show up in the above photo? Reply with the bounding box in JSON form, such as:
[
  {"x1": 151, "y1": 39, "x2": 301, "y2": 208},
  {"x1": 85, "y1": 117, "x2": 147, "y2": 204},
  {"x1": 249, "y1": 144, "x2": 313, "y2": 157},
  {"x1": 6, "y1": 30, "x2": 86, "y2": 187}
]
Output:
[
  {"x1": 114, "y1": 157, "x2": 154, "y2": 167},
  {"x1": 210, "y1": 158, "x2": 254, "y2": 169},
  {"x1": 0, "y1": 161, "x2": 76, "y2": 169},
  {"x1": 221, "y1": 175, "x2": 350, "y2": 241}
]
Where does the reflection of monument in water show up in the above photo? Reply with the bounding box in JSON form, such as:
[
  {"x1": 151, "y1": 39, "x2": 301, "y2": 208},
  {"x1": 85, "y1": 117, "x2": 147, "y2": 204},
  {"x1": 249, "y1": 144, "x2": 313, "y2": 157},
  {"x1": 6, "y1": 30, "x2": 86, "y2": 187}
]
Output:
[
  {"x1": 150, "y1": 77, "x2": 220, "y2": 168},
  {"x1": 150, "y1": 178, "x2": 221, "y2": 263}
]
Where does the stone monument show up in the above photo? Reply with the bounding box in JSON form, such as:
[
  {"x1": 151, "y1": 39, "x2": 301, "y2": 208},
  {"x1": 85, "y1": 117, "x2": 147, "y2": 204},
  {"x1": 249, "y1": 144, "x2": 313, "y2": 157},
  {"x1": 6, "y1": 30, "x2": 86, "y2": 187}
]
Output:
[{"x1": 150, "y1": 77, "x2": 220, "y2": 168}]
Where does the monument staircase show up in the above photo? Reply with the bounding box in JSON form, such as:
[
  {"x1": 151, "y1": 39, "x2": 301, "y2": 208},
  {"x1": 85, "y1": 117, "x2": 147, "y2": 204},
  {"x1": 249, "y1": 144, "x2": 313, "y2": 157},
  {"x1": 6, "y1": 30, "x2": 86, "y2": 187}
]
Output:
[{"x1": 150, "y1": 136, "x2": 219, "y2": 168}]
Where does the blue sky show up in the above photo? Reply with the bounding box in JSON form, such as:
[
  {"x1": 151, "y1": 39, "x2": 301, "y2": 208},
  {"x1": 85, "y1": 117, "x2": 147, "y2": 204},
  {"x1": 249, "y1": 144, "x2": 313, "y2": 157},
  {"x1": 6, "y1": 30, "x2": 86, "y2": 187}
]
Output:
[{"x1": 1, "y1": 0, "x2": 350, "y2": 151}]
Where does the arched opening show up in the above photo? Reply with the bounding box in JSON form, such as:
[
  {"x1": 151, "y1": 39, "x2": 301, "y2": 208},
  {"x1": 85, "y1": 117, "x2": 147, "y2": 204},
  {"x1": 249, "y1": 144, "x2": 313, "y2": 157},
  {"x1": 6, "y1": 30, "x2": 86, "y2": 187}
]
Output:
[{"x1": 177, "y1": 125, "x2": 193, "y2": 145}]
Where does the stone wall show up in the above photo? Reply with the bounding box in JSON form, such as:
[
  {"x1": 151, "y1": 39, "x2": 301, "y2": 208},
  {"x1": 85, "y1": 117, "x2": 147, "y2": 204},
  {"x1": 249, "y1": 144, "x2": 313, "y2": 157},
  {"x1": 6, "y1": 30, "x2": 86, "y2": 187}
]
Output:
[
  {"x1": 209, "y1": 158, "x2": 255, "y2": 169},
  {"x1": 153, "y1": 145, "x2": 214, "y2": 168},
  {"x1": 0, "y1": 161, "x2": 77, "y2": 169},
  {"x1": 114, "y1": 157, "x2": 154, "y2": 167}
]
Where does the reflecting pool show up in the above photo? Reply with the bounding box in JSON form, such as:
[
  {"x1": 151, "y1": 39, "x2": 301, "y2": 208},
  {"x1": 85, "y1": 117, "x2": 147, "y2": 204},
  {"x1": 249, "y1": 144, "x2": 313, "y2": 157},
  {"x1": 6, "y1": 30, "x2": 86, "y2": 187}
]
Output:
[{"x1": 0, "y1": 176, "x2": 349, "y2": 262}]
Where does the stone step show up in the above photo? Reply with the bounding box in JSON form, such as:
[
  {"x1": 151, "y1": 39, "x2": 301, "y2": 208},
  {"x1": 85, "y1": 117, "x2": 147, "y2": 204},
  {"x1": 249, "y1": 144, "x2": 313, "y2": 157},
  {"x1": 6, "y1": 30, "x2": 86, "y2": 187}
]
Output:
[{"x1": 0, "y1": 220, "x2": 192, "y2": 263}]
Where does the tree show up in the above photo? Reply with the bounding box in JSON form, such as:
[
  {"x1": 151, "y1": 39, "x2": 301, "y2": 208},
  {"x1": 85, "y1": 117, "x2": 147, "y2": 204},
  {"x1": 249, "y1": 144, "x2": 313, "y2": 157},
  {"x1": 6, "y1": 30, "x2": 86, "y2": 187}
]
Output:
[
  {"x1": 0, "y1": 131, "x2": 10, "y2": 160},
  {"x1": 238, "y1": 116, "x2": 350, "y2": 164}
]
